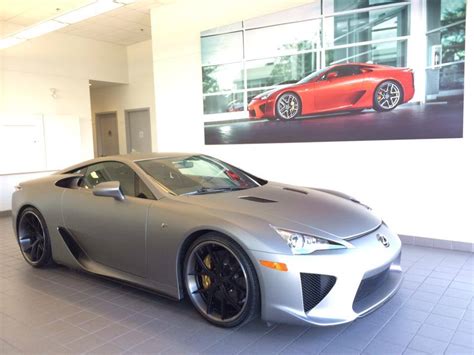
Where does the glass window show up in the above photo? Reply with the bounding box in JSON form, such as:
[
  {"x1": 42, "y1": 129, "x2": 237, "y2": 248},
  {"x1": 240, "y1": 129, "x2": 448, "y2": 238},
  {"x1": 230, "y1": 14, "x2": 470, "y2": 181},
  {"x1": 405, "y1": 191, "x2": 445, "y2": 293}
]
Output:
[
  {"x1": 137, "y1": 155, "x2": 260, "y2": 196},
  {"x1": 324, "y1": 5, "x2": 408, "y2": 47},
  {"x1": 246, "y1": 52, "x2": 318, "y2": 89},
  {"x1": 202, "y1": 63, "x2": 244, "y2": 94},
  {"x1": 203, "y1": 92, "x2": 244, "y2": 114},
  {"x1": 323, "y1": 0, "x2": 404, "y2": 14},
  {"x1": 427, "y1": 0, "x2": 466, "y2": 31},
  {"x1": 244, "y1": 3, "x2": 321, "y2": 29},
  {"x1": 201, "y1": 32, "x2": 243, "y2": 66},
  {"x1": 439, "y1": 62, "x2": 464, "y2": 90},
  {"x1": 81, "y1": 162, "x2": 155, "y2": 199},
  {"x1": 245, "y1": 20, "x2": 321, "y2": 60},
  {"x1": 427, "y1": 23, "x2": 465, "y2": 65},
  {"x1": 201, "y1": 21, "x2": 243, "y2": 36},
  {"x1": 426, "y1": 62, "x2": 464, "y2": 96},
  {"x1": 325, "y1": 40, "x2": 406, "y2": 67}
]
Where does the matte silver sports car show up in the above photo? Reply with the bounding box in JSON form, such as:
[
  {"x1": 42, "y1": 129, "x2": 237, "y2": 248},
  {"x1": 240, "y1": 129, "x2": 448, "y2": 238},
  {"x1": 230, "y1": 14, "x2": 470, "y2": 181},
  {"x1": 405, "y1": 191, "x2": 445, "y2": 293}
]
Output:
[{"x1": 12, "y1": 153, "x2": 402, "y2": 327}]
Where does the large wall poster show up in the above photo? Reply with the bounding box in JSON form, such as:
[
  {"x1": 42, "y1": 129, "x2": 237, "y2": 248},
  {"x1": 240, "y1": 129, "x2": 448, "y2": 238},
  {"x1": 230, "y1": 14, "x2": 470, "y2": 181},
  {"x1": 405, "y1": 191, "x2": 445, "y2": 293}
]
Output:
[{"x1": 201, "y1": 0, "x2": 466, "y2": 145}]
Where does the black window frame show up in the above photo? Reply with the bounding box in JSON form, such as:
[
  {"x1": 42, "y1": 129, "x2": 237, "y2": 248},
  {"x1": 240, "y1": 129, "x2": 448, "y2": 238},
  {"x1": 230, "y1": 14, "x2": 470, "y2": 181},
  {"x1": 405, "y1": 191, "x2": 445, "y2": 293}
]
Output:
[
  {"x1": 321, "y1": 65, "x2": 362, "y2": 80},
  {"x1": 67, "y1": 161, "x2": 156, "y2": 200}
]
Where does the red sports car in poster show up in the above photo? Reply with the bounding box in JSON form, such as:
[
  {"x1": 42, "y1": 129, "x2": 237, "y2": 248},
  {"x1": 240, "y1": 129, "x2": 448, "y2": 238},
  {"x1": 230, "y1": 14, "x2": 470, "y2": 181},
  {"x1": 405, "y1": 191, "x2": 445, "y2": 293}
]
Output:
[{"x1": 248, "y1": 63, "x2": 415, "y2": 120}]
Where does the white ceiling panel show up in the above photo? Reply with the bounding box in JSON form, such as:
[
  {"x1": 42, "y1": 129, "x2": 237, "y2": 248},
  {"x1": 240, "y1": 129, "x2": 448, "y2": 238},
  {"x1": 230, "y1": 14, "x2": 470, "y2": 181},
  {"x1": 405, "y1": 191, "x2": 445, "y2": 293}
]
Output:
[{"x1": 1, "y1": 0, "x2": 157, "y2": 46}]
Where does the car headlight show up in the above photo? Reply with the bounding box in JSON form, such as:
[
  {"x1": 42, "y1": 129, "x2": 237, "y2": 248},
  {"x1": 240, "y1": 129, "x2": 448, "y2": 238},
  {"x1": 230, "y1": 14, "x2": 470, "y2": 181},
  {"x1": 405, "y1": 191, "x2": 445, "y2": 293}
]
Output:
[{"x1": 273, "y1": 227, "x2": 348, "y2": 254}]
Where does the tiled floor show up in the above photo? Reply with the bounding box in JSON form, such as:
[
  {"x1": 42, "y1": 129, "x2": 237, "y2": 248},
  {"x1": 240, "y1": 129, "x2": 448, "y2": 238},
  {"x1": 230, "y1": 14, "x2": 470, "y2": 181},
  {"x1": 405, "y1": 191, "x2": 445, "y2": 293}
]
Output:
[{"x1": 0, "y1": 216, "x2": 473, "y2": 354}]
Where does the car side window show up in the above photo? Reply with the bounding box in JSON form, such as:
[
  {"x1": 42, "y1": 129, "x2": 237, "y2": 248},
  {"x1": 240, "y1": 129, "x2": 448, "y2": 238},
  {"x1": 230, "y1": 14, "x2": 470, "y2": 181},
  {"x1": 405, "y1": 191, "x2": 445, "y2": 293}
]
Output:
[
  {"x1": 324, "y1": 66, "x2": 360, "y2": 80},
  {"x1": 136, "y1": 177, "x2": 155, "y2": 200},
  {"x1": 80, "y1": 162, "x2": 155, "y2": 200}
]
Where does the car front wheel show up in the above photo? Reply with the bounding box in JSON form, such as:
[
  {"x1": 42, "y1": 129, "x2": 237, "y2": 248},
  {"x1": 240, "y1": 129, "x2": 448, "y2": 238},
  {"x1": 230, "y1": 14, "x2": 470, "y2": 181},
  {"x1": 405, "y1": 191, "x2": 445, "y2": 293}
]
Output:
[
  {"x1": 183, "y1": 233, "x2": 260, "y2": 327},
  {"x1": 17, "y1": 207, "x2": 53, "y2": 267},
  {"x1": 276, "y1": 92, "x2": 301, "y2": 120}
]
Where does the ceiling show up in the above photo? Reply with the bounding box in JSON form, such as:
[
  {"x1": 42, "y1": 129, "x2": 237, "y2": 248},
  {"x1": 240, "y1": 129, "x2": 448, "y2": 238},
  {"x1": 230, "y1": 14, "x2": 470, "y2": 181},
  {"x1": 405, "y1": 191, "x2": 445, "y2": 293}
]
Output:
[{"x1": 0, "y1": 0, "x2": 158, "y2": 46}]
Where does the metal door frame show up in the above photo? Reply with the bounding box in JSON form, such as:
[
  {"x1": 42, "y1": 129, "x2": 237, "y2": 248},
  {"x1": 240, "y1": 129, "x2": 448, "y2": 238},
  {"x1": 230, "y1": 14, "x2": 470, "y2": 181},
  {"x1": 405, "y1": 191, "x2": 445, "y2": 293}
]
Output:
[
  {"x1": 95, "y1": 111, "x2": 119, "y2": 157},
  {"x1": 124, "y1": 107, "x2": 152, "y2": 154}
]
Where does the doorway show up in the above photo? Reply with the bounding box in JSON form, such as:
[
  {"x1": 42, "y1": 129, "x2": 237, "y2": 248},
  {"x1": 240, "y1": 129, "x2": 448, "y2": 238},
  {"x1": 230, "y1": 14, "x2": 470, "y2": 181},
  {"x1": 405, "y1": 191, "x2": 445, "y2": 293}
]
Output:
[
  {"x1": 96, "y1": 112, "x2": 119, "y2": 157},
  {"x1": 125, "y1": 108, "x2": 152, "y2": 153}
]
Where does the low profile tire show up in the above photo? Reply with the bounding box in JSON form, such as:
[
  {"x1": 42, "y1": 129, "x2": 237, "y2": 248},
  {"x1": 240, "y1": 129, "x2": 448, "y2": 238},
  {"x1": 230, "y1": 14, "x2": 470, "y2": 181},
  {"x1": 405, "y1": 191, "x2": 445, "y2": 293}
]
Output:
[
  {"x1": 183, "y1": 232, "x2": 260, "y2": 328},
  {"x1": 373, "y1": 80, "x2": 403, "y2": 112},
  {"x1": 276, "y1": 92, "x2": 301, "y2": 120},
  {"x1": 17, "y1": 207, "x2": 52, "y2": 268}
]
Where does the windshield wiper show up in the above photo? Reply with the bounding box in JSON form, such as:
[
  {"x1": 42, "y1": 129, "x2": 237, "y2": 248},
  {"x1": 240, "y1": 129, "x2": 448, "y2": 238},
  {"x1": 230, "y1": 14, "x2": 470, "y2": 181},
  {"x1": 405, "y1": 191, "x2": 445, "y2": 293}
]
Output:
[{"x1": 183, "y1": 187, "x2": 246, "y2": 196}]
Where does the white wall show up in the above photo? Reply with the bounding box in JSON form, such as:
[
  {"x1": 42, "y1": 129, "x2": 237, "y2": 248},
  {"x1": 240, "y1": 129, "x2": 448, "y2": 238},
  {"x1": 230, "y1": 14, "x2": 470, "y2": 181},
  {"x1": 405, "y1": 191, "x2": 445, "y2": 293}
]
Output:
[
  {"x1": 0, "y1": 27, "x2": 130, "y2": 211},
  {"x1": 150, "y1": 0, "x2": 473, "y2": 243},
  {"x1": 90, "y1": 40, "x2": 157, "y2": 155}
]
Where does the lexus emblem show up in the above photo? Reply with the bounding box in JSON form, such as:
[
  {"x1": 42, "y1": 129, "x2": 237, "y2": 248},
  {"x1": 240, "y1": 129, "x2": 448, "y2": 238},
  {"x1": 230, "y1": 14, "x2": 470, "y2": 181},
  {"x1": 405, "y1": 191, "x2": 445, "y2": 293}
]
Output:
[{"x1": 377, "y1": 234, "x2": 390, "y2": 247}]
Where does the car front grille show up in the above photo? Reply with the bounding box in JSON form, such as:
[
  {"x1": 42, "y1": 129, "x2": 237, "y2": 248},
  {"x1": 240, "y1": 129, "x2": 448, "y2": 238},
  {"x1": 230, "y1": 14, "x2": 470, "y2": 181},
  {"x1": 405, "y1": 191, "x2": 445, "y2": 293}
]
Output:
[
  {"x1": 300, "y1": 273, "x2": 336, "y2": 313},
  {"x1": 249, "y1": 109, "x2": 256, "y2": 117},
  {"x1": 259, "y1": 104, "x2": 266, "y2": 114},
  {"x1": 353, "y1": 267, "x2": 390, "y2": 306}
]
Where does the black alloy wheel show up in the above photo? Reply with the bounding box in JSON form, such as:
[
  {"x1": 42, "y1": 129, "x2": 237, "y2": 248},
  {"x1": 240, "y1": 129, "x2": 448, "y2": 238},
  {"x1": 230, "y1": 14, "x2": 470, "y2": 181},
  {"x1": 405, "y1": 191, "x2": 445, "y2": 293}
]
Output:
[
  {"x1": 183, "y1": 233, "x2": 259, "y2": 327},
  {"x1": 17, "y1": 207, "x2": 52, "y2": 267}
]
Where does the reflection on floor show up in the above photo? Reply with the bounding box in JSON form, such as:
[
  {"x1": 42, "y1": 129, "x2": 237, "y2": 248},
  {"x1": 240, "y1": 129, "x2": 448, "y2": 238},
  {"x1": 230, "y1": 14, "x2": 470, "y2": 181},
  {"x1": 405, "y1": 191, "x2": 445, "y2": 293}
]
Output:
[
  {"x1": 0, "y1": 216, "x2": 472, "y2": 354},
  {"x1": 204, "y1": 102, "x2": 464, "y2": 145}
]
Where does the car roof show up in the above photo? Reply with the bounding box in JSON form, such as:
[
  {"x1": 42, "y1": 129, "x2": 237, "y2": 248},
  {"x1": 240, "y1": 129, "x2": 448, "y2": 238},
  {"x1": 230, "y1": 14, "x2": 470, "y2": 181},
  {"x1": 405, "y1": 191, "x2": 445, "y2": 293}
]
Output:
[
  {"x1": 112, "y1": 152, "x2": 197, "y2": 162},
  {"x1": 329, "y1": 62, "x2": 392, "y2": 69},
  {"x1": 58, "y1": 152, "x2": 198, "y2": 173},
  {"x1": 327, "y1": 62, "x2": 392, "y2": 69}
]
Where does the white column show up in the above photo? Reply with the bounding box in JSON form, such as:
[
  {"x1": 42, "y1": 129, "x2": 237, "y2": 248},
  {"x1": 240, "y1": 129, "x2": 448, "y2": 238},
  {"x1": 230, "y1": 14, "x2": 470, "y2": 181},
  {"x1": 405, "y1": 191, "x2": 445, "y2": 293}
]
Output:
[{"x1": 407, "y1": 0, "x2": 427, "y2": 104}]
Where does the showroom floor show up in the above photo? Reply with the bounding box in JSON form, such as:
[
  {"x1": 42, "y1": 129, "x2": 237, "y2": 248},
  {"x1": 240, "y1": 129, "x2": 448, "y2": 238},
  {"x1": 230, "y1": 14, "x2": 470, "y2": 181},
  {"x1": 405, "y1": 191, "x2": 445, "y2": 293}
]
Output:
[
  {"x1": 0, "y1": 217, "x2": 472, "y2": 354},
  {"x1": 204, "y1": 102, "x2": 464, "y2": 145}
]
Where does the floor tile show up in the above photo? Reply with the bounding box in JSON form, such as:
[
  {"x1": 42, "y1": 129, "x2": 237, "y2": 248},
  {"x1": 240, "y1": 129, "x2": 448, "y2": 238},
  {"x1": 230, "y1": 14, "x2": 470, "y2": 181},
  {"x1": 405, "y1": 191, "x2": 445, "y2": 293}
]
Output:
[
  {"x1": 1, "y1": 217, "x2": 473, "y2": 355},
  {"x1": 445, "y1": 343, "x2": 474, "y2": 355},
  {"x1": 450, "y1": 331, "x2": 474, "y2": 349},
  {"x1": 424, "y1": 313, "x2": 461, "y2": 330},
  {"x1": 408, "y1": 335, "x2": 449, "y2": 353}
]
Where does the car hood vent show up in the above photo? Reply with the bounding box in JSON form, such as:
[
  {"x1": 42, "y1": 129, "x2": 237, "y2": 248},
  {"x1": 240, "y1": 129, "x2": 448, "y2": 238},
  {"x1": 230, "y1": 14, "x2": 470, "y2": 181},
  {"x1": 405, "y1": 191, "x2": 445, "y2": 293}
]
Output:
[
  {"x1": 283, "y1": 187, "x2": 308, "y2": 195},
  {"x1": 239, "y1": 196, "x2": 277, "y2": 203}
]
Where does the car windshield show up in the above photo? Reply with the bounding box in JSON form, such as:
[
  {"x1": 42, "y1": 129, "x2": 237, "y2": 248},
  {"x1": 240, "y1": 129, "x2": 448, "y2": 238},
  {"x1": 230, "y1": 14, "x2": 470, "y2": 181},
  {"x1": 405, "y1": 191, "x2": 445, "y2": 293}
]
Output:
[
  {"x1": 297, "y1": 68, "x2": 327, "y2": 84},
  {"x1": 136, "y1": 155, "x2": 262, "y2": 195}
]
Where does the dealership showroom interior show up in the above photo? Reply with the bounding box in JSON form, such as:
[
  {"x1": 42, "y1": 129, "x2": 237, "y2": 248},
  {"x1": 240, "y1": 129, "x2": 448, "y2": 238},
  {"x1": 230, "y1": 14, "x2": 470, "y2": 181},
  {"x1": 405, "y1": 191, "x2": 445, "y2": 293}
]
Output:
[{"x1": 0, "y1": 0, "x2": 473, "y2": 354}]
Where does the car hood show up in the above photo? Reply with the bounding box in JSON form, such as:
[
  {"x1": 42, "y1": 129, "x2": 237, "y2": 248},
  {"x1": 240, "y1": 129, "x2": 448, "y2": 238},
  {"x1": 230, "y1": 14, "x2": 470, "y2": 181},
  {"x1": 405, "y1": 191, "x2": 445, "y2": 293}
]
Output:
[
  {"x1": 179, "y1": 182, "x2": 381, "y2": 240},
  {"x1": 254, "y1": 84, "x2": 296, "y2": 100}
]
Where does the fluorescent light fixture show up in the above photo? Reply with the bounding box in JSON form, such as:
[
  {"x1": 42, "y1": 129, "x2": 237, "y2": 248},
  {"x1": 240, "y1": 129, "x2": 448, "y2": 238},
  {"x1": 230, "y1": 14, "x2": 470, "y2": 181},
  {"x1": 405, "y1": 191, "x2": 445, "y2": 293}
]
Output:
[
  {"x1": 114, "y1": 0, "x2": 136, "y2": 4},
  {"x1": 0, "y1": 37, "x2": 26, "y2": 49},
  {"x1": 55, "y1": 0, "x2": 123, "y2": 24},
  {"x1": 0, "y1": 0, "x2": 136, "y2": 50},
  {"x1": 16, "y1": 20, "x2": 68, "y2": 39}
]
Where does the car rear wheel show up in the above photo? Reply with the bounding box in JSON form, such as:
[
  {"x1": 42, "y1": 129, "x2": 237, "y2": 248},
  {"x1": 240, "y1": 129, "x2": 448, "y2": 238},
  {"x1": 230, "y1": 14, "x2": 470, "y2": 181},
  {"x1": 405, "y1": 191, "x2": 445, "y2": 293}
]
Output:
[
  {"x1": 373, "y1": 81, "x2": 402, "y2": 112},
  {"x1": 17, "y1": 207, "x2": 52, "y2": 267},
  {"x1": 276, "y1": 92, "x2": 301, "y2": 120},
  {"x1": 183, "y1": 233, "x2": 259, "y2": 328}
]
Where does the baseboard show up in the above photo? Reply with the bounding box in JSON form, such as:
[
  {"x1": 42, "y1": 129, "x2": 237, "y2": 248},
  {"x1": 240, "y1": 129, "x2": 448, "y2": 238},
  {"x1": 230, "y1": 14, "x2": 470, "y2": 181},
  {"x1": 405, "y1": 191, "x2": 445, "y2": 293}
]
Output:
[
  {"x1": 0, "y1": 210, "x2": 12, "y2": 217},
  {"x1": 399, "y1": 234, "x2": 473, "y2": 253}
]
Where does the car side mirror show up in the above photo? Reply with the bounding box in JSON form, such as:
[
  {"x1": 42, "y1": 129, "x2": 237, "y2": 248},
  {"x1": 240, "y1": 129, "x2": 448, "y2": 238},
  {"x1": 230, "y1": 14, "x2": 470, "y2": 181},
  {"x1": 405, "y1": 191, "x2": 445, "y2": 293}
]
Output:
[
  {"x1": 93, "y1": 181, "x2": 125, "y2": 201},
  {"x1": 326, "y1": 72, "x2": 338, "y2": 80}
]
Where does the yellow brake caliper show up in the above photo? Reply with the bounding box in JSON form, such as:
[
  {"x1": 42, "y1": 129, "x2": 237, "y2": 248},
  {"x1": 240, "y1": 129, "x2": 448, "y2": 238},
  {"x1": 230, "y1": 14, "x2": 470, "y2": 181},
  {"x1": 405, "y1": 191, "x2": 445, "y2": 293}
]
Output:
[{"x1": 202, "y1": 254, "x2": 212, "y2": 289}]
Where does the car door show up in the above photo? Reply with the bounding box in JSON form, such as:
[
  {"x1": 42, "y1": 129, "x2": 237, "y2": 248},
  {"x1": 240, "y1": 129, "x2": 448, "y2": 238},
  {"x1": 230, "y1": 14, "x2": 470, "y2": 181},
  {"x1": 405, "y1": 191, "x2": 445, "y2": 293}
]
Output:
[
  {"x1": 61, "y1": 161, "x2": 155, "y2": 277},
  {"x1": 313, "y1": 65, "x2": 366, "y2": 112}
]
